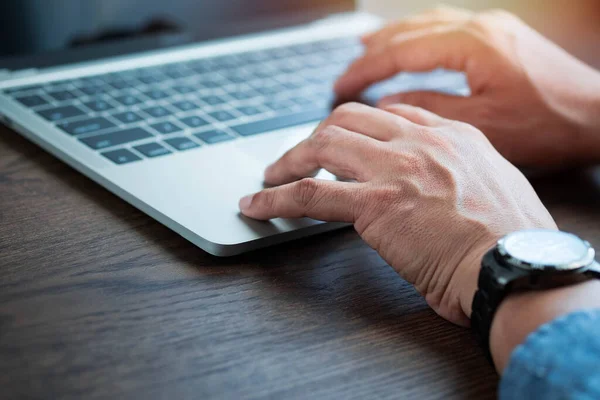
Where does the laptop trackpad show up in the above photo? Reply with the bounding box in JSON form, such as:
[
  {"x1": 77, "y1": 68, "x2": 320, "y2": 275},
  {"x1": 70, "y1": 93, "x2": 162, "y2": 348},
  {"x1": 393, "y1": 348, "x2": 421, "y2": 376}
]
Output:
[{"x1": 237, "y1": 125, "x2": 336, "y2": 182}]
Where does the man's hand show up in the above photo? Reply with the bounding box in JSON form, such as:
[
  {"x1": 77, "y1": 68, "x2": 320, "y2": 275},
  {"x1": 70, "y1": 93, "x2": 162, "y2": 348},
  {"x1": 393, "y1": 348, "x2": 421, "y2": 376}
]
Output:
[
  {"x1": 239, "y1": 103, "x2": 557, "y2": 326},
  {"x1": 335, "y1": 7, "x2": 600, "y2": 168}
]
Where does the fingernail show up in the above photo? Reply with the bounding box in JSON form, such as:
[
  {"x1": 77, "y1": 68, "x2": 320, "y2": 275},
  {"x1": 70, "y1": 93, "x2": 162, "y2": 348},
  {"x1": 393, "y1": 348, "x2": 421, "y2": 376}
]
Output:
[
  {"x1": 239, "y1": 194, "x2": 254, "y2": 212},
  {"x1": 333, "y1": 80, "x2": 345, "y2": 94},
  {"x1": 264, "y1": 164, "x2": 275, "y2": 182}
]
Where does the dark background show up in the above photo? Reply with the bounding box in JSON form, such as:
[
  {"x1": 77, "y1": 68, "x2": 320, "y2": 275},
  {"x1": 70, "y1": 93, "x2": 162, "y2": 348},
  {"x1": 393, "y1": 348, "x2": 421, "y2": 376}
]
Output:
[{"x1": 0, "y1": 0, "x2": 354, "y2": 68}]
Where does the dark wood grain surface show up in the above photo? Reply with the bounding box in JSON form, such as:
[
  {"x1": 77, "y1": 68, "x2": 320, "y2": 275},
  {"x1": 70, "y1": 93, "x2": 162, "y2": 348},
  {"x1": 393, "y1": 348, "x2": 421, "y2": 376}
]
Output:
[
  {"x1": 2, "y1": 12, "x2": 600, "y2": 396},
  {"x1": 2, "y1": 123, "x2": 600, "y2": 400}
]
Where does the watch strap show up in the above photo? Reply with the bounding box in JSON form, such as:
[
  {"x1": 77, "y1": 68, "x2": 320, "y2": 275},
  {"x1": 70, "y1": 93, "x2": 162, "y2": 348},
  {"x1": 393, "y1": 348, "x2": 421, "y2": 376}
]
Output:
[
  {"x1": 585, "y1": 261, "x2": 600, "y2": 279},
  {"x1": 471, "y1": 249, "x2": 508, "y2": 363},
  {"x1": 472, "y1": 252, "x2": 600, "y2": 365}
]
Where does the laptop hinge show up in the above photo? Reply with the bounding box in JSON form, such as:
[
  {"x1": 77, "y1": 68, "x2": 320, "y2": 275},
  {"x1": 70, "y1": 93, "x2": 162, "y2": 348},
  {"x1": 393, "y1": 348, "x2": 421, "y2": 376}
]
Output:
[{"x1": 0, "y1": 68, "x2": 39, "y2": 82}]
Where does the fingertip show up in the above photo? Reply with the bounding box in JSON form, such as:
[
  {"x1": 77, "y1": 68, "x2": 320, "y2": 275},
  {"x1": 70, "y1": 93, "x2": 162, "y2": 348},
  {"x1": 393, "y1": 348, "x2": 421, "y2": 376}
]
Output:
[
  {"x1": 333, "y1": 75, "x2": 355, "y2": 98},
  {"x1": 332, "y1": 76, "x2": 346, "y2": 94},
  {"x1": 263, "y1": 164, "x2": 280, "y2": 186},
  {"x1": 239, "y1": 194, "x2": 255, "y2": 214},
  {"x1": 360, "y1": 33, "x2": 374, "y2": 44}
]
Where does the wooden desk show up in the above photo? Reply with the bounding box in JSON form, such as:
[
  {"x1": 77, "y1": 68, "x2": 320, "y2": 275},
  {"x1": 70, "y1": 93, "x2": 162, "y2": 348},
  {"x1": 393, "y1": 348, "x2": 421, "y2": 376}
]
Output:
[
  {"x1": 3, "y1": 10, "x2": 600, "y2": 393},
  {"x1": 2, "y1": 125, "x2": 600, "y2": 399}
]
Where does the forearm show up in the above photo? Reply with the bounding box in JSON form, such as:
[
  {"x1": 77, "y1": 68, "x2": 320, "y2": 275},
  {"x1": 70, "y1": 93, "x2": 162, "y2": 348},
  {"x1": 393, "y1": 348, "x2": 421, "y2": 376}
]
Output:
[
  {"x1": 490, "y1": 280, "x2": 600, "y2": 373},
  {"x1": 577, "y1": 91, "x2": 600, "y2": 164}
]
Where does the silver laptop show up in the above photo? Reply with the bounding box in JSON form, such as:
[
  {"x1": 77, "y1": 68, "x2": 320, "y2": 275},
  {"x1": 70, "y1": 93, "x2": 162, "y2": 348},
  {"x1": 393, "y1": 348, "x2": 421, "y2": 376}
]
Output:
[{"x1": 0, "y1": 0, "x2": 467, "y2": 256}]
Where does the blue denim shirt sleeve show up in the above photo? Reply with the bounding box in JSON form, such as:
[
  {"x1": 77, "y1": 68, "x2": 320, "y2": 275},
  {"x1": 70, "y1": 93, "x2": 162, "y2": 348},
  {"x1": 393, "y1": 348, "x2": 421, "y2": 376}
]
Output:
[{"x1": 500, "y1": 309, "x2": 600, "y2": 399}]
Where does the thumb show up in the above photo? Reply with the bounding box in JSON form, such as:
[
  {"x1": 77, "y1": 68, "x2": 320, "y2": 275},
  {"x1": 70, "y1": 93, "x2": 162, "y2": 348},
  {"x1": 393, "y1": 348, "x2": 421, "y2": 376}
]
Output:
[{"x1": 378, "y1": 91, "x2": 474, "y2": 122}]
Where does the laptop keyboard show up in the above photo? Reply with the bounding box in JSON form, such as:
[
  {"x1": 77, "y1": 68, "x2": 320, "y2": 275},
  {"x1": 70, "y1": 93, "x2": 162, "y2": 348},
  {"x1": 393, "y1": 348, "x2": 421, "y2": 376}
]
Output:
[{"x1": 3, "y1": 37, "x2": 363, "y2": 165}]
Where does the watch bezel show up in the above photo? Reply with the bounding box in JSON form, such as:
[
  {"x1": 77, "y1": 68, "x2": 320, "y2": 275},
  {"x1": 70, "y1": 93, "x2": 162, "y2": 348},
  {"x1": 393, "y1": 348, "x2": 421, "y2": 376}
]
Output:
[{"x1": 496, "y1": 230, "x2": 596, "y2": 272}]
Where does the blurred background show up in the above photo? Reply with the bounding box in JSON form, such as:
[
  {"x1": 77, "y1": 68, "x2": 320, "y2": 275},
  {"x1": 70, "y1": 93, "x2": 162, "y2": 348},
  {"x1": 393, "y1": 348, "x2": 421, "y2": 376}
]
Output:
[
  {"x1": 1, "y1": 1, "x2": 599, "y2": 70},
  {"x1": 363, "y1": 0, "x2": 600, "y2": 67}
]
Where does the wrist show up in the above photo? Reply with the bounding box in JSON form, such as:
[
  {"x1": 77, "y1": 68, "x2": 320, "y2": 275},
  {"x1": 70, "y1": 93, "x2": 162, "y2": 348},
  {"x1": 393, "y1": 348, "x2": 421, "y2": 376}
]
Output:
[{"x1": 490, "y1": 280, "x2": 600, "y2": 373}]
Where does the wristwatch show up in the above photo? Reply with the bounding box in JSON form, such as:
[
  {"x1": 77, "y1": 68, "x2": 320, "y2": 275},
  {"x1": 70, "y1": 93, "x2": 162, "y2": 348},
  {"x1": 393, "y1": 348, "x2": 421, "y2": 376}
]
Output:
[{"x1": 471, "y1": 229, "x2": 600, "y2": 362}]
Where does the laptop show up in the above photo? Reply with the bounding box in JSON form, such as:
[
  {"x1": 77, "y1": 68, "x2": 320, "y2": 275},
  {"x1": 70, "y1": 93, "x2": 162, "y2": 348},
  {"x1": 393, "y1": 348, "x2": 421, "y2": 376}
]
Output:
[{"x1": 0, "y1": 0, "x2": 468, "y2": 256}]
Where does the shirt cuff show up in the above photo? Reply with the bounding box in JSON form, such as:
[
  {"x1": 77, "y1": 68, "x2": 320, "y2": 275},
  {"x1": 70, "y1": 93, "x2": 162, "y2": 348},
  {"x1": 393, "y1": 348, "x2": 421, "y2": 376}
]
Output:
[{"x1": 500, "y1": 309, "x2": 600, "y2": 400}]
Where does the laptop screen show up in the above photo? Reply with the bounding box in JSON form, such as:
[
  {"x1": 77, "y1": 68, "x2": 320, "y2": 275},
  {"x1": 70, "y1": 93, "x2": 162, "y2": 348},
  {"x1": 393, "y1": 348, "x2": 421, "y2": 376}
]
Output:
[{"x1": 0, "y1": 0, "x2": 355, "y2": 69}]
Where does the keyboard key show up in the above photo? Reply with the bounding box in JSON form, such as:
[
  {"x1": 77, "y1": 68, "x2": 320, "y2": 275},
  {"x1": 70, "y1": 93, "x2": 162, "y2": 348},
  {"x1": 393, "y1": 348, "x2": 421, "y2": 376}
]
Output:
[
  {"x1": 151, "y1": 121, "x2": 183, "y2": 135},
  {"x1": 57, "y1": 117, "x2": 116, "y2": 136},
  {"x1": 107, "y1": 79, "x2": 135, "y2": 90},
  {"x1": 84, "y1": 99, "x2": 115, "y2": 112},
  {"x1": 264, "y1": 99, "x2": 296, "y2": 112},
  {"x1": 252, "y1": 69, "x2": 275, "y2": 79},
  {"x1": 290, "y1": 96, "x2": 313, "y2": 106},
  {"x1": 136, "y1": 67, "x2": 162, "y2": 77},
  {"x1": 143, "y1": 89, "x2": 171, "y2": 100},
  {"x1": 114, "y1": 95, "x2": 144, "y2": 106},
  {"x1": 239, "y1": 50, "x2": 271, "y2": 64},
  {"x1": 80, "y1": 127, "x2": 153, "y2": 150},
  {"x1": 79, "y1": 86, "x2": 108, "y2": 96},
  {"x1": 198, "y1": 73, "x2": 229, "y2": 89},
  {"x1": 305, "y1": 75, "x2": 333, "y2": 86},
  {"x1": 267, "y1": 47, "x2": 297, "y2": 59},
  {"x1": 276, "y1": 60, "x2": 304, "y2": 74},
  {"x1": 134, "y1": 142, "x2": 172, "y2": 158},
  {"x1": 163, "y1": 67, "x2": 194, "y2": 80},
  {"x1": 228, "y1": 89, "x2": 259, "y2": 101},
  {"x1": 235, "y1": 105, "x2": 265, "y2": 116},
  {"x1": 208, "y1": 110, "x2": 237, "y2": 122},
  {"x1": 113, "y1": 111, "x2": 144, "y2": 124},
  {"x1": 194, "y1": 130, "x2": 235, "y2": 144},
  {"x1": 303, "y1": 55, "x2": 329, "y2": 68},
  {"x1": 45, "y1": 80, "x2": 72, "y2": 89},
  {"x1": 37, "y1": 105, "x2": 86, "y2": 121},
  {"x1": 47, "y1": 90, "x2": 77, "y2": 102},
  {"x1": 164, "y1": 137, "x2": 200, "y2": 151},
  {"x1": 231, "y1": 108, "x2": 329, "y2": 137},
  {"x1": 142, "y1": 106, "x2": 173, "y2": 118},
  {"x1": 187, "y1": 60, "x2": 215, "y2": 74},
  {"x1": 180, "y1": 115, "x2": 210, "y2": 129},
  {"x1": 139, "y1": 75, "x2": 167, "y2": 85},
  {"x1": 79, "y1": 76, "x2": 106, "y2": 87},
  {"x1": 211, "y1": 55, "x2": 241, "y2": 69},
  {"x1": 290, "y1": 42, "x2": 320, "y2": 55},
  {"x1": 255, "y1": 85, "x2": 286, "y2": 96},
  {"x1": 222, "y1": 73, "x2": 247, "y2": 84},
  {"x1": 172, "y1": 100, "x2": 200, "y2": 112},
  {"x1": 15, "y1": 95, "x2": 48, "y2": 108},
  {"x1": 279, "y1": 80, "x2": 304, "y2": 90},
  {"x1": 4, "y1": 85, "x2": 42, "y2": 95},
  {"x1": 172, "y1": 85, "x2": 197, "y2": 95},
  {"x1": 101, "y1": 148, "x2": 142, "y2": 165},
  {"x1": 198, "y1": 95, "x2": 226, "y2": 106}
]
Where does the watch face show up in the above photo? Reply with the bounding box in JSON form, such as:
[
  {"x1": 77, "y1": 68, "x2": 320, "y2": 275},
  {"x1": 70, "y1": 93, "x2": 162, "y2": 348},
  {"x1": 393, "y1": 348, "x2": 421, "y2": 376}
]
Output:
[{"x1": 498, "y1": 230, "x2": 595, "y2": 271}]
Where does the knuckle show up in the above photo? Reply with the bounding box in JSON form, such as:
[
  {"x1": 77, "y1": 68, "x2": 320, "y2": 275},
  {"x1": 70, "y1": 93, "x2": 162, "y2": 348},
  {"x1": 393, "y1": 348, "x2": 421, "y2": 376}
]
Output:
[
  {"x1": 292, "y1": 178, "x2": 321, "y2": 208},
  {"x1": 410, "y1": 126, "x2": 457, "y2": 155},
  {"x1": 371, "y1": 186, "x2": 400, "y2": 203},
  {"x1": 254, "y1": 189, "x2": 276, "y2": 211},
  {"x1": 421, "y1": 127, "x2": 450, "y2": 147},
  {"x1": 452, "y1": 120, "x2": 487, "y2": 142},
  {"x1": 331, "y1": 102, "x2": 363, "y2": 120},
  {"x1": 311, "y1": 125, "x2": 340, "y2": 152}
]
